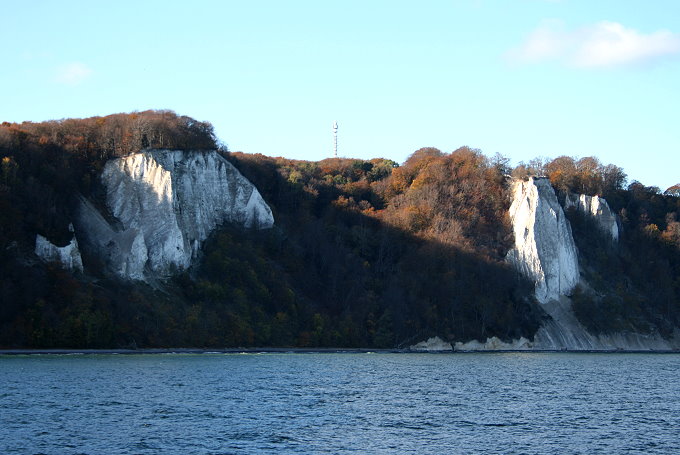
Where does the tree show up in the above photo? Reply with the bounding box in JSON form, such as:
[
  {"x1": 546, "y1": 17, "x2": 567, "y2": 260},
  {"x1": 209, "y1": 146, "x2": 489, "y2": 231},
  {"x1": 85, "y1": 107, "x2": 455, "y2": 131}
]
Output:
[
  {"x1": 665, "y1": 184, "x2": 680, "y2": 197},
  {"x1": 527, "y1": 156, "x2": 549, "y2": 177},
  {"x1": 602, "y1": 164, "x2": 626, "y2": 189},
  {"x1": 490, "y1": 152, "x2": 511, "y2": 175},
  {"x1": 576, "y1": 156, "x2": 601, "y2": 194},
  {"x1": 545, "y1": 156, "x2": 577, "y2": 193}
]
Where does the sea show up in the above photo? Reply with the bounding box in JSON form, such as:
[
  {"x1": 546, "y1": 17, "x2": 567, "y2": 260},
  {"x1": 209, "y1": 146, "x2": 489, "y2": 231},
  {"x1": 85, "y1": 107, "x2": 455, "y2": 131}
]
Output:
[{"x1": 1, "y1": 352, "x2": 679, "y2": 454}]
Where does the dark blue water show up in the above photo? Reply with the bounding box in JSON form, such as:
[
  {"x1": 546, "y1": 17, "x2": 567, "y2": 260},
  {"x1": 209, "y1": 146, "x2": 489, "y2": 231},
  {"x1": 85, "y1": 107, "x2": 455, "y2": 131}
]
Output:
[{"x1": 1, "y1": 353, "x2": 679, "y2": 454}]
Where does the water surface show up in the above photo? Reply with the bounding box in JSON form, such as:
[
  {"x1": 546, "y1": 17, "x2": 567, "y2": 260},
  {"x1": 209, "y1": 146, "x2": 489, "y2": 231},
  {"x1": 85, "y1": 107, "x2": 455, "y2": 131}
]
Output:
[{"x1": 1, "y1": 353, "x2": 679, "y2": 454}]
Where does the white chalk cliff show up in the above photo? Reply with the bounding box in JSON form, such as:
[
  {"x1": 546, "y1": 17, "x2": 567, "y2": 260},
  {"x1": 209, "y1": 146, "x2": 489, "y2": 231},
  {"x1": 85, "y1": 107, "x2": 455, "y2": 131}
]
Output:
[
  {"x1": 564, "y1": 193, "x2": 619, "y2": 241},
  {"x1": 34, "y1": 224, "x2": 84, "y2": 273},
  {"x1": 500, "y1": 177, "x2": 679, "y2": 351},
  {"x1": 506, "y1": 177, "x2": 580, "y2": 304},
  {"x1": 76, "y1": 150, "x2": 273, "y2": 280},
  {"x1": 454, "y1": 336, "x2": 532, "y2": 351},
  {"x1": 409, "y1": 336, "x2": 453, "y2": 352}
]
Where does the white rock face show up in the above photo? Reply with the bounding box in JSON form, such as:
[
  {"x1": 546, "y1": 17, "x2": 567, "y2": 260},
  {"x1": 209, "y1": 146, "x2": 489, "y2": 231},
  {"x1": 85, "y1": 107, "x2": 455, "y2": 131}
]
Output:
[
  {"x1": 452, "y1": 326, "x2": 679, "y2": 351},
  {"x1": 76, "y1": 197, "x2": 148, "y2": 280},
  {"x1": 564, "y1": 193, "x2": 619, "y2": 241},
  {"x1": 409, "y1": 336, "x2": 453, "y2": 352},
  {"x1": 35, "y1": 225, "x2": 84, "y2": 273},
  {"x1": 77, "y1": 150, "x2": 273, "y2": 280},
  {"x1": 476, "y1": 177, "x2": 677, "y2": 351},
  {"x1": 506, "y1": 177, "x2": 580, "y2": 304},
  {"x1": 454, "y1": 336, "x2": 533, "y2": 351},
  {"x1": 532, "y1": 299, "x2": 680, "y2": 350},
  {"x1": 449, "y1": 299, "x2": 679, "y2": 350}
]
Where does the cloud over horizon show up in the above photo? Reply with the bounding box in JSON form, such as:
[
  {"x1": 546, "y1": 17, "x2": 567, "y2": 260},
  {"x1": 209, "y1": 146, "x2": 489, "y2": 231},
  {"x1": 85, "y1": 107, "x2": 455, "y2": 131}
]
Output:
[
  {"x1": 507, "y1": 20, "x2": 680, "y2": 68},
  {"x1": 55, "y1": 62, "x2": 93, "y2": 85}
]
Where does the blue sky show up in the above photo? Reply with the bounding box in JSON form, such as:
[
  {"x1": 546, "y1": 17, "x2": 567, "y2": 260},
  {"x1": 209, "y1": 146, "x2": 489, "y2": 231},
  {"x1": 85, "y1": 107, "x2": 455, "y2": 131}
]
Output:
[{"x1": 2, "y1": 0, "x2": 679, "y2": 190}]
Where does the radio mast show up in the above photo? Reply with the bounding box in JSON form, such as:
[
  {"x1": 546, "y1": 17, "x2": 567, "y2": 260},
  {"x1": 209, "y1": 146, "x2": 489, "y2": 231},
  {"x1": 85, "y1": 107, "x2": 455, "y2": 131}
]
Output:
[{"x1": 332, "y1": 121, "x2": 338, "y2": 158}]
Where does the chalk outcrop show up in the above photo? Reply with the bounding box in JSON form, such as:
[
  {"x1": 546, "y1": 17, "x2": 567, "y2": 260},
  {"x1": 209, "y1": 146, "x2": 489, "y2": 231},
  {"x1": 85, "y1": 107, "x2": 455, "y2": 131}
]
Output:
[
  {"x1": 564, "y1": 193, "x2": 619, "y2": 241},
  {"x1": 506, "y1": 177, "x2": 580, "y2": 304},
  {"x1": 76, "y1": 197, "x2": 148, "y2": 280},
  {"x1": 409, "y1": 336, "x2": 453, "y2": 352},
  {"x1": 454, "y1": 336, "x2": 533, "y2": 351},
  {"x1": 76, "y1": 150, "x2": 273, "y2": 280},
  {"x1": 502, "y1": 177, "x2": 678, "y2": 351},
  {"x1": 34, "y1": 225, "x2": 84, "y2": 273},
  {"x1": 532, "y1": 298, "x2": 680, "y2": 350}
]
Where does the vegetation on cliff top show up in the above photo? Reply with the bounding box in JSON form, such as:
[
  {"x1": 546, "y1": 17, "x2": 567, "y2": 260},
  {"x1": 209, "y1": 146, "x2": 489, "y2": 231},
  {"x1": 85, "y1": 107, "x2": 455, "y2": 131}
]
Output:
[{"x1": 0, "y1": 111, "x2": 679, "y2": 348}]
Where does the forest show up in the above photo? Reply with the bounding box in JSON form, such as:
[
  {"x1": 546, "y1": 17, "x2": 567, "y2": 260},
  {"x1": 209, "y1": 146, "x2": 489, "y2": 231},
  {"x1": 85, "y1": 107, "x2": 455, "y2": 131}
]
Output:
[{"x1": 1, "y1": 110, "x2": 679, "y2": 348}]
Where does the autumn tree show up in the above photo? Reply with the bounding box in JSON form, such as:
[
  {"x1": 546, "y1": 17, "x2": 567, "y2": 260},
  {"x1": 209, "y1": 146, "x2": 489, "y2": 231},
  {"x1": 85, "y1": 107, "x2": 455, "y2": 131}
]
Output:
[{"x1": 665, "y1": 184, "x2": 680, "y2": 197}]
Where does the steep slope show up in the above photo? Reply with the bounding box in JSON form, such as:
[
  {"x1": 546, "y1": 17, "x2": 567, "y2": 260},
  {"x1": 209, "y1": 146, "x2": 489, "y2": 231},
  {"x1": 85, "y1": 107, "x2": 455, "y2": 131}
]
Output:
[
  {"x1": 3, "y1": 111, "x2": 678, "y2": 350},
  {"x1": 506, "y1": 177, "x2": 580, "y2": 304},
  {"x1": 76, "y1": 150, "x2": 274, "y2": 280},
  {"x1": 505, "y1": 178, "x2": 679, "y2": 350},
  {"x1": 34, "y1": 224, "x2": 84, "y2": 273},
  {"x1": 564, "y1": 193, "x2": 619, "y2": 241}
]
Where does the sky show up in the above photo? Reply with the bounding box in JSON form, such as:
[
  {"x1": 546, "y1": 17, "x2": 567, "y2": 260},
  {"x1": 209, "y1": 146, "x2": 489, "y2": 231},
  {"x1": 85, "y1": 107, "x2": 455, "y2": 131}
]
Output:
[{"x1": 2, "y1": 0, "x2": 679, "y2": 190}]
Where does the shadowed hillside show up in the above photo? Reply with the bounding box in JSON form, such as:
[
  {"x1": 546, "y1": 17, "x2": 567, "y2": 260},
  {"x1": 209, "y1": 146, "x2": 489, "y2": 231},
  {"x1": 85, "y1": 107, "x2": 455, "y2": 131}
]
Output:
[{"x1": 1, "y1": 112, "x2": 678, "y2": 348}]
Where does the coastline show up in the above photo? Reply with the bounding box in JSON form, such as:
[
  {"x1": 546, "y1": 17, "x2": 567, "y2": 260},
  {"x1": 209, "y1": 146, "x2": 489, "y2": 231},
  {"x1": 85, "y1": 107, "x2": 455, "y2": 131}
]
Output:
[{"x1": 1, "y1": 348, "x2": 679, "y2": 355}]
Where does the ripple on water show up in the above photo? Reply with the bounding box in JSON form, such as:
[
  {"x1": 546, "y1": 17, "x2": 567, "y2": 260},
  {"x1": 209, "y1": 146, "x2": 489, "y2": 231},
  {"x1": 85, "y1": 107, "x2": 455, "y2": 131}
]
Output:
[{"x1": 0, "y1": 353, "x2": 679, "y2": 454}]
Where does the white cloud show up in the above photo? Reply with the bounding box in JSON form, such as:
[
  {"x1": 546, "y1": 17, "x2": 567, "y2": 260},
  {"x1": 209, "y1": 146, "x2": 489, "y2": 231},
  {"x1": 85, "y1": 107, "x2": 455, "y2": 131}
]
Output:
[
  {"x1": 506, "y1": 19, "x2": 569, "y2": 63},
  {"x1": 55, "y1": 62, "x2": 93, "y2": 85},
  {"x1": 507, "y1": 20, "x2": 680, "y2": 68}
]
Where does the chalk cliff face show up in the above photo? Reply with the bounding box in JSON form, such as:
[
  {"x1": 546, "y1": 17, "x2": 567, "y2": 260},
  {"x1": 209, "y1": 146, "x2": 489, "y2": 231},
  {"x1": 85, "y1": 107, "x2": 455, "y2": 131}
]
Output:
[
  {"x1": 409, "y1": 336, "x2": 453, "y2": 352},
  {"x1": 506, "y1": 177, "x2": 580, "y2": 304},
  {"x1": 76, "y1": 197, "x2": 148, "y2": 280},
  {"x1": 532, "y1": 300, "x2": 680, "y2": 350},
  {"x1": 34, "y1": 225, "x2": 84, "y2": 273},
  {"x1": 77, "y1": 150, "x2": 273, "y2": 280},
  {"x1": 564, "y1": 193, "x2": 619, "y2": 241},
  {"x1": 499, "y1": 177, "x2": 679, "y2": 350}
]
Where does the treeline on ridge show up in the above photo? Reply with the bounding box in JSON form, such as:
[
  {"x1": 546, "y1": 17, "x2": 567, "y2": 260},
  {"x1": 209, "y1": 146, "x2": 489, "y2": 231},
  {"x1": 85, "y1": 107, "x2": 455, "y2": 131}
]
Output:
[
  {"x1": 1, "y1": 111, "x2": 679, "y2": 348},
  {"x1": 0, "y1": 110, "x2": 216, "y2": 246},
  {"x1": 200, "y1": 147, "x2": 543, "y2": 348}
]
